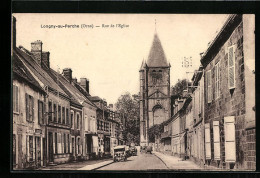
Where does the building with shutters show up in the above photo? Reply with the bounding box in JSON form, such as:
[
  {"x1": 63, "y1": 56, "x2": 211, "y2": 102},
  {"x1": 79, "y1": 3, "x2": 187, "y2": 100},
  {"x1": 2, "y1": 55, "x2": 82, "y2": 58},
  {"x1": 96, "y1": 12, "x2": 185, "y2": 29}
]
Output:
[
  {"x1": 139, "y1": 32, "x2": 171, "y2": 146},
  {"x1": 201, "y1": 14, "x2": 255, "y2": 170},
  {"x1": 188, "y1": 67, "x2": 205, "y2": 166},
  {"x1": 89, "y1": 96, "x2": 111, "y2": 157},
  {"x1": 13, "y1": 44, "x2": 47, "y2": 169}
]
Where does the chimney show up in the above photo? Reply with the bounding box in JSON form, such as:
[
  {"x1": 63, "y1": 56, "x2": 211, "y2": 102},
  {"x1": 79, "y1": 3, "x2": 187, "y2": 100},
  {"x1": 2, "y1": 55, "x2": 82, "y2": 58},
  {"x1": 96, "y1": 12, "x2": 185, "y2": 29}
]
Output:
[
  {"x1": 80, "y1": 78, "x2": 90, "y2": 94},
  {"x1": 12, "y1": 16, "x2": 16, "y2": 51},
  {"x1": 42, "y1": 51, "x2": 50, "y2": 68},
  {"x1": 31, "y1": 40, "x2": 43, "y2": 66},
  {"x1": 72, "y1": 78, "x2": 77, "y2": 83},
  {"x1": 63, "y1": 68, "x2": 72, "y2": 83}
]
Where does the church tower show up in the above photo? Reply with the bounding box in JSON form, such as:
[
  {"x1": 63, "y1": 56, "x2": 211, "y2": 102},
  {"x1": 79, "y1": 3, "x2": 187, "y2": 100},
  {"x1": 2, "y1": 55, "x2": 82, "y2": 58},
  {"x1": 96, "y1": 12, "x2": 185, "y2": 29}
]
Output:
[{"x1": 140, "y1": 32, "x2": 171, "y2": 146}]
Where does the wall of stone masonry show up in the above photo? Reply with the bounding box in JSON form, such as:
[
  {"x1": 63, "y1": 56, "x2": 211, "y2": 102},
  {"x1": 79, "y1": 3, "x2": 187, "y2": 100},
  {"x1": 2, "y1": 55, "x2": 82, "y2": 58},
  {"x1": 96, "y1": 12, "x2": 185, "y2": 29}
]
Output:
[{"x1": 204, "y1": 20, "x2": 252, "y2": 169}]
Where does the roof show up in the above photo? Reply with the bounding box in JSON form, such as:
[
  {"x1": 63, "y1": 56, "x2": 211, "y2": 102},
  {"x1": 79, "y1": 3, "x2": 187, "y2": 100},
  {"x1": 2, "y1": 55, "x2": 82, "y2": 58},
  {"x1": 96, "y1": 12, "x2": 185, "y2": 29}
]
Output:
[
  {"x1": 147, "y1": 33, "x2": 169, "y2": 67},
  {"x1": 13, "y1": 50, "x2": 45, "y2": 94},
  {"x1": 200, "y1": 14, "x2": 242, "y2": 67},
  {"x1": 15, "y1": 47, "x2": 68, "y2": 97},
  {"x1": 47, "y1": 67, "x2": 96, "y2": 108}
]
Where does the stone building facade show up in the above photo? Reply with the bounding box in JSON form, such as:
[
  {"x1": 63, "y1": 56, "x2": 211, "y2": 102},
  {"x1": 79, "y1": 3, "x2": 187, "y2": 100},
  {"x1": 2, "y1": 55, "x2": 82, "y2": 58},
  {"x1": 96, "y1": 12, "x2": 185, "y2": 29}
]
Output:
[
  {"x1": 139, "y1": 32, "x2": 171, "y2": 146},
  {"x1": 201, "y1": 14, "x2": 255, "y2": 170}
]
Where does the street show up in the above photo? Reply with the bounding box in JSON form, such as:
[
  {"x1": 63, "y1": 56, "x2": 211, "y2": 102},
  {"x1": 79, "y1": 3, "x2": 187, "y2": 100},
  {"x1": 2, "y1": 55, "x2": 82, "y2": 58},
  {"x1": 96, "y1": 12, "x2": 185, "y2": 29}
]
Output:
[{"x1": 97, "y1": 152, "x2": 167, "y2": 170}]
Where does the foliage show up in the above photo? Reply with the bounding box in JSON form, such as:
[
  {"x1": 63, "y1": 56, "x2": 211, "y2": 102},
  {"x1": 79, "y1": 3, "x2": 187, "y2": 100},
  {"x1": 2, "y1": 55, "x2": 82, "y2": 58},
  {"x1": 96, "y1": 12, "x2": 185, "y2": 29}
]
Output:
[
  {"x1": 148, "y1": 124, "x2": 164, "y2": 143},
  {"x1": 171, "y1": 79, "x2": 190, "y2": 97},
  {"x1": 115, "y1": 92, "x2": 140, "y2": 145}
]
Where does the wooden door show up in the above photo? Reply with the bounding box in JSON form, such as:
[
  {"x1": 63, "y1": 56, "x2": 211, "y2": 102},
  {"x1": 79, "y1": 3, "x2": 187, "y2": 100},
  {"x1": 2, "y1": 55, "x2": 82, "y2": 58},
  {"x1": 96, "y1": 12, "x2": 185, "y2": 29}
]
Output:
[
  {"x1": 48, "y1": 132, "x2": 54, "y2": 162},
  {"x1": 18, "y1": 134, "x2": 22, "y2": 169}
]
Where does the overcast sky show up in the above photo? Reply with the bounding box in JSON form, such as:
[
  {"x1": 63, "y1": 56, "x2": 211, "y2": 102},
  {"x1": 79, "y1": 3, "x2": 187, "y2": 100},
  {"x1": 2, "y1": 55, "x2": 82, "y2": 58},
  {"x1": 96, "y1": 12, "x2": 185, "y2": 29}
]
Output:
[{"x1": 13, "y1": 13, "x2": 229, "y2": 104}]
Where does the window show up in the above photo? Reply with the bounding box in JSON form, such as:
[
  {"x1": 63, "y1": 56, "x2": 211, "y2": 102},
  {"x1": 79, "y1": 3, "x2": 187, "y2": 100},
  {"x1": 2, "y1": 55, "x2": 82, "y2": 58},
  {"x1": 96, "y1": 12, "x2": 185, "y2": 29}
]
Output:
[
  {"x1": 13, "y1": 85, "x2": 19, "y2": 113},
  {"x1": 215, "y1": 62, "x2": 220, "y2": 99},
  {"x1": 228, "y1": 46, "x2": 236, "y2": 89},
  {"x1": 67, "y1": 134, "x2": 70, "y2": 153},
  {"x1": 206, "y1": 70, "x2": 212, "y2": 103},
  {"x1": 213, "y1": 121, "x2": 220, "y2": 160},
  {"x1": 66, "y1": 108, "x2": 69, "y2": 125},
  {"x1": 58, "y1": 133, "x2": 61, "y2": 154},
  {"x1": 62, "y1": 107, "x2": 65, "y2": 124},
  {"x1": 64, "y1": 133, "x2": 66, "y2": 153},
  {"x1": 71, "y1": 111, "x2": 74, "y2": 129},
  {"x1": 28, "y1": 136, "x2": 34, "y2": 161},
  {"x1": 77, "y1": 114, "x2": 80, "y2": 130},
  {"x1": 205, "y1": 123, "x2": 211, "y2": 160},
  {"x1": 224, "y1": 116, "x2": 236, "y2": 162},
  {"x1": 26, "y1": 94, "x2": 34, "y2": 122},
  {"x1": 48, "y1": 102, "x2": 52, "y2": 121},
  {"x1": 38, "y1": 100, "x2": 44, "y2": 124},
  {"x1": 58, "y1": 105, "x2": 61, "y2": 123},
  {"x1": 54, "y1": 132, "x2": 57, "y2": 154},
  {"x1": 54, "y1": 104, "x2": 57, "y2": 122}
]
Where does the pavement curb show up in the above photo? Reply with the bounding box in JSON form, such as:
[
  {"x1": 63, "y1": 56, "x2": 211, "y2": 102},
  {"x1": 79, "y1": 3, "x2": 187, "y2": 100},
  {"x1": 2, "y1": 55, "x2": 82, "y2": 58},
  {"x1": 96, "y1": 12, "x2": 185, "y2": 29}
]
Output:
[
  {"x1": 152, "y1": 152, "x2": 170, "y2": 169},
  {"x1": 91, "y1": 160, "x2": 114, "y2": 170}
]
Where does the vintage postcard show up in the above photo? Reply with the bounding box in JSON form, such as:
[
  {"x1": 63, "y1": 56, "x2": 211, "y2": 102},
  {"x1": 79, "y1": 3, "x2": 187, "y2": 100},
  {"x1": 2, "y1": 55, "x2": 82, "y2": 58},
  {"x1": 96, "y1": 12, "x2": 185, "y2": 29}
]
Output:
[{"x1": 11, "y1": 13, "x2": 255, "y2": 171}]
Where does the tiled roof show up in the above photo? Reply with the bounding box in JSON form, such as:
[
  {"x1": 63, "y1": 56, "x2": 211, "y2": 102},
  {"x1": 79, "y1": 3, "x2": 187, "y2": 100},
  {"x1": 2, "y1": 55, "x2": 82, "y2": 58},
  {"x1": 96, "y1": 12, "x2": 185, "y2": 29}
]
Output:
[
  {"x1": 47, "y1": 67, "x2": 96, "y2": 108},
  {"x1": 13, "y1": 50, "x2": 44, "y2": 93},
  {"x1": 15, "y1": 47, "x2": 68, "y2": 97},
  {"x1": 147, "y1": 33, "x2": 169, "y2": 67}
]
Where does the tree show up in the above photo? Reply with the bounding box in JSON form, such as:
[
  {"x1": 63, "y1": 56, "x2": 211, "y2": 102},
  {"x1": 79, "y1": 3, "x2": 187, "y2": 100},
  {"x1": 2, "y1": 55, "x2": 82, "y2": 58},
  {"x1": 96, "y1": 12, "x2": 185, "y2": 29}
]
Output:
[
  {"x1": 115, "y1": 92, "x2": 140, "y2": 145},
  {"x1": 171, "y1": 79, "x2": 190, "y2": 97}
]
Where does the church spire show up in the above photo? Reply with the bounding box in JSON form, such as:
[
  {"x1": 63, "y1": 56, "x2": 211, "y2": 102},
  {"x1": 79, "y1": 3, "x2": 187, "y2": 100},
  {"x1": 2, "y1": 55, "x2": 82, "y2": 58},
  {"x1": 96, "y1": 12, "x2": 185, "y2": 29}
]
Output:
[{"x1": 146, "y1": 31, "x2": 168, "y2": 67}]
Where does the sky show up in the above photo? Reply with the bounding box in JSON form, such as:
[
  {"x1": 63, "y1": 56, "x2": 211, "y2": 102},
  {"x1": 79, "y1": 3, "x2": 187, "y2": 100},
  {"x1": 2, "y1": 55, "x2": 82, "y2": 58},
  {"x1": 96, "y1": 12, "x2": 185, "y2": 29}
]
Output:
[{"x1": 13, "y1": 13, "x2": 229, "y2": 104}]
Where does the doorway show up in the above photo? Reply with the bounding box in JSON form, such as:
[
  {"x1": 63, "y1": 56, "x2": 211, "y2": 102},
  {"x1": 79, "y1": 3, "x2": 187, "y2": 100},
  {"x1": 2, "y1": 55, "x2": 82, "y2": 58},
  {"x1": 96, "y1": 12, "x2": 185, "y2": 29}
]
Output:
[
  {"x1": 48, "y1": 132, "x2": 54, "y2": 162},
  {"x1": 35, "y1": 136, "x2": 41, "y2": 167}
]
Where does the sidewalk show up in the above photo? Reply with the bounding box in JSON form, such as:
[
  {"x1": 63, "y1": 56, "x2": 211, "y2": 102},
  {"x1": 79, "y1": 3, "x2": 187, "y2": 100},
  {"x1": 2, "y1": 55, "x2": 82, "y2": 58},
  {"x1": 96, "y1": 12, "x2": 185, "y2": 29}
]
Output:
[
  {"x1": 153, "y1": 151, "x2": 201, "y2": 170},
  {"x1": 78, "y1": 160, "x2": 114, "y2": 170},
  {"x1": 38, "y1": 158, "x2": 113, "y2": 170}
]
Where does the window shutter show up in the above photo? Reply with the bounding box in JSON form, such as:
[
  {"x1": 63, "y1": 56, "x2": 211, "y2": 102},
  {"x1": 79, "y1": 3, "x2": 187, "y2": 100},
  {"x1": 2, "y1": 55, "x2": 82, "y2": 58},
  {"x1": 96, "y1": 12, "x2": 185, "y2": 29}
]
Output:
[
  {"x1": 17, "y1": 86, "x2": 20, "y2": 113},
  {"x1": 25, "y1": 93, "x2": 29, "y2": 121},
  {"x1": 13, "y1": 85, "x2": 15, "y2": 112},
  {"x1": 43, "y1": 101, "x2": 45, "y2": 124},
  {"x1": 205, "y1": 123, "x2": 211, "y2": 160},
  {"x1": 228, "y1": 46, "x2": 235, "y2": 89},
  {"x1": 32, "y1": 96, "x2": 34, "y2": 122},
  {"x1": 38, "y1": 100, "x2": 40, "y2": 124},
  {"x1": 224, "y1": 116, "x2": 236, "y2": 162},
  {"x1": 213, "y1": 121, "x2": 221, "y2": 160},
  {"x1": 207, "y1": 70, "x2": 212, "y2": 103}
]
